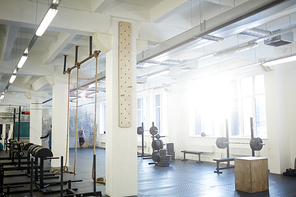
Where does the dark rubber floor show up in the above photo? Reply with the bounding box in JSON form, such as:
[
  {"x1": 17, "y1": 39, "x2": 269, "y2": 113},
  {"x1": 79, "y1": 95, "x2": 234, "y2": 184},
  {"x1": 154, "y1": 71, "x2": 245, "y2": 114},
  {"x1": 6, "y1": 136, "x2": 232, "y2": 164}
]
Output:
[{"x1": 1, "y1": 148, "x2": 296, "y2": 196}]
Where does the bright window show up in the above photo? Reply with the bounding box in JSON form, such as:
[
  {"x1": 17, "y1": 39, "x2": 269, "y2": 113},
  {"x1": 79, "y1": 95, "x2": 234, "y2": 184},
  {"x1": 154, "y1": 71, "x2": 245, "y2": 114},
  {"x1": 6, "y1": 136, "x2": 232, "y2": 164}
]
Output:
[
  {"x1": 137, "y1": 97, "x2": 148, "y2": 130},
  {"x1": 229, "y1": 75, "x2": 267, "y2": 137},
  {"x1": 154, "y1": 94, "x2": 167, "y2": 135},
  {"x1": 100, "y1": 102, "x2": 106, "y2": 134},
  {"x1": 191, "y1": 74, "x2": 267, "y2": 138},
  {"x1": 192, "y1": 77, "x2": 228, "y2": 136}
]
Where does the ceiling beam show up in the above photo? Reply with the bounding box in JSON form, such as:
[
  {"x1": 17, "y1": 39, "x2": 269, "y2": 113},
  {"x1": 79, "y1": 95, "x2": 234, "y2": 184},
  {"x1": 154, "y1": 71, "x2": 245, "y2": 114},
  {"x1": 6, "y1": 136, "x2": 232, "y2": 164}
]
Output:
[
  {"x1": 205, "y1": 0, "x2": 235, "y2": 7},
  {"x1": 92, "y1": 0, "x2": 115, "y2": 13},
  {"x1": 43, "y1": 33, "x2": 76, "y2": 65},
  {"x1": 1, "y1": 25, "x2": 18, "y2": 61},
  {"x1": 0, "y1": 0, "x2": 111, "y2": 36},
  {"x1": 151, "y1": 0, "x2": 188, "y2": 23}
]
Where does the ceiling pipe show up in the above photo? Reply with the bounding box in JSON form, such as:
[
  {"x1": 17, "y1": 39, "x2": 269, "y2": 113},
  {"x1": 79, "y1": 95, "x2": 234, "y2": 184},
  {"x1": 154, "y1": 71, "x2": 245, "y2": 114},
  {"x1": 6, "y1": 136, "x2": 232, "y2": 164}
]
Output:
[{"x1": 240, "y1": 28, "x2": 271, "y2": 38}]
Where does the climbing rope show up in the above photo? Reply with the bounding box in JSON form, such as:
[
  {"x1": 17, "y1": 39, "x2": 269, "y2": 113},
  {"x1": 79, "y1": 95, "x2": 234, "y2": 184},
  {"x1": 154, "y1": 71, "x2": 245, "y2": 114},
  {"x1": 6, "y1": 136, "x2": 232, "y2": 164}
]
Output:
[
  {"x1": 92, "y1": 51, "x2": 98, "y2": 180},
  {"x1": 74, "y1": 63, "x2": 80, "y2": 174},
  {"x1": 91, "y1": 51, "x2": 105, "y2": 184},
  {"x1": 52, "y1": 68, "x2": 75, "y2": 175}
]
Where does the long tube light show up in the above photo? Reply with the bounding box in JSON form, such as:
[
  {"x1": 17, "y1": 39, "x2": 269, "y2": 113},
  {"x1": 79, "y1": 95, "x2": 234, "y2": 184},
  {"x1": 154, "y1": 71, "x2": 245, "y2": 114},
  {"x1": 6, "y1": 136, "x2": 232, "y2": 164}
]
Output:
[
  {"x1": 17, "y1": 54, "x2": 28, "y2": 68},
  {"x1": 0, "y1": 94, "x2": 4, "y2": 100},
  {"x1": 147, "y1": 70, "x2": 170, "y2": 79},
  {"x1": 9, "y1": 75, "x2": 17, "y2": 84},
  {"x1": 263, "y1": 54, "x2": 296, "y2": 66},
  {"x1": 36, "y1": 8, "x2": 58, "y2": 36}
]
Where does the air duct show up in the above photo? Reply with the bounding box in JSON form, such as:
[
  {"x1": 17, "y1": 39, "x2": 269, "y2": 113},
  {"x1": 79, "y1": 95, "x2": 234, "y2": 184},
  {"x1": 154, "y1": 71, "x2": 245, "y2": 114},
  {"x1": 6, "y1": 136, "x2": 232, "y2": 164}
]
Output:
[
  {"x1": 264, "y1": 31, "x2": 294, "y2": 47},
  {"x1": 240, "y1": 28, "x2": 271, "y2": 38}
]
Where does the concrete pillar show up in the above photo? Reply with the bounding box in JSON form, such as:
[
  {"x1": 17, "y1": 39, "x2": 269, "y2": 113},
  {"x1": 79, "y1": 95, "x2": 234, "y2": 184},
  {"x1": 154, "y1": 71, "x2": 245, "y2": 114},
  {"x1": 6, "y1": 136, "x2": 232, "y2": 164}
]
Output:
[
  {"x1": 105, "y1": 19, "x2": 138, "y2": 196},
  {"x1": 30, "y1": 92, "x2": 43, "y2": 145},
  {"x1": 52, "y1": 78, "x2": 68, "y2": 167},
  {"x1": 265, "y1": 62, "x2": 296, "y2": 173}
]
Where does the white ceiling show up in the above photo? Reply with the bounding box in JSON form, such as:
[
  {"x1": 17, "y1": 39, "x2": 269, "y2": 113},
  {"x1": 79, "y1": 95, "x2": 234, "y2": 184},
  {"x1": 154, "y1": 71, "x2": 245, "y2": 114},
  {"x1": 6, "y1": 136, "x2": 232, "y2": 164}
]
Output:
[{"x1": 0, "y1": 0, "x2": 296, "y2": 107}]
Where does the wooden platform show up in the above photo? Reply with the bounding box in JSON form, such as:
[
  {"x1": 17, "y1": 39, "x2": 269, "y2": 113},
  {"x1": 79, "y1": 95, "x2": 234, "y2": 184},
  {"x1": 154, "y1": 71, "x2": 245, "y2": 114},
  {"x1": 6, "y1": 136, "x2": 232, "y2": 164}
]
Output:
[{"x1": 235, "y1": 157, "x2": 269, "y2": 193}]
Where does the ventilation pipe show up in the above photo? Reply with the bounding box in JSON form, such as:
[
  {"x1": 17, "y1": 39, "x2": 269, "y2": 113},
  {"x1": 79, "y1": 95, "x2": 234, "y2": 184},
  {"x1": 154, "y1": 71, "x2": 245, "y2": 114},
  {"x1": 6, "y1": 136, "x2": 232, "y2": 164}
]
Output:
[{"x1": 240, "y1": 28, "x2": 271, "y2": 38}]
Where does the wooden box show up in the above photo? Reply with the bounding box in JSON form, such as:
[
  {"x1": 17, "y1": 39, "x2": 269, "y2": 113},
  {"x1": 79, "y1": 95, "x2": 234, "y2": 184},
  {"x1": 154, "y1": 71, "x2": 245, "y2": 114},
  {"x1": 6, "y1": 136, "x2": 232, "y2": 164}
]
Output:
[{"x1": 235, "y1": 157, "x2": 269, "y2": 193}]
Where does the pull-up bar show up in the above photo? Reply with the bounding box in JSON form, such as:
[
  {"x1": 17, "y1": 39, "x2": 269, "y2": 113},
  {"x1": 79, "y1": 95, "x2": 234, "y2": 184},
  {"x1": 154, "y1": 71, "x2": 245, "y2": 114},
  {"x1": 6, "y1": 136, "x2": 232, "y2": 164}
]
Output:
[{"x1": 63, "y1": 36, "x2": 101, "y2": 74}]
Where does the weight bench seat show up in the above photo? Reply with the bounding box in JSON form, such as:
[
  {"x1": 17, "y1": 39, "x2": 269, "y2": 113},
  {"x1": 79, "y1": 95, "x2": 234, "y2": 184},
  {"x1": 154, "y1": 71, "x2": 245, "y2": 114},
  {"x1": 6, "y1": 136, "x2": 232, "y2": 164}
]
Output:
[
  {"x1": 181, "y1": 151, "x2": 203, "y2": 163},
  {"x1": 213, "y1": 157, "x2": 236, "y2": 174}
]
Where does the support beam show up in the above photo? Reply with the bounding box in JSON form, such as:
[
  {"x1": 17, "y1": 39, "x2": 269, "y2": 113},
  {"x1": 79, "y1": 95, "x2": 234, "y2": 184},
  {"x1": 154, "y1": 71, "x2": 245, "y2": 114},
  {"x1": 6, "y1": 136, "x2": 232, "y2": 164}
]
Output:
[
  {"x1": 205, "y1": 0, "x2": 235, "y2": 7},
  {"x1": 23, "y1": 76, "x2": 33, "y2": 85},
  {"x1": 151, "y1": 0, "x2": 188, "y2": 23},
  {"x1": 43, "y1": 33, "x2": 76, "y2": 65},
  {"x1": 1, "y1": 25, "x2": 18, "y2": 61},
  {"x1": 31, "y1": 76, "x2": 55, "y2": 92},
  {"x1": 0, "y1": 0, "x2": 111, "y2": 36},
  {"x1": 92, "y1": 0, "x2": 115, "y2": 13}
]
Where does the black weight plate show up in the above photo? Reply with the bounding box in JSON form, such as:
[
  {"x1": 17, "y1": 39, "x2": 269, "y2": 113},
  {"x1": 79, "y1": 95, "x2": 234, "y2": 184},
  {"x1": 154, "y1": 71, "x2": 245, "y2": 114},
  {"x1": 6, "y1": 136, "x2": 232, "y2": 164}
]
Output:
[
  {"x1": 216, "y1": 137, "x2": 227, "y2": 149},
  {"x1": 137, "y1": 127, "x2": 144, "y2": 135},
  {"x1": 250, "y1": 137, "x2": 263, "y2": 151},
  {"x1": 149, "y1": 126, "x2": 158, "y2": 135}
]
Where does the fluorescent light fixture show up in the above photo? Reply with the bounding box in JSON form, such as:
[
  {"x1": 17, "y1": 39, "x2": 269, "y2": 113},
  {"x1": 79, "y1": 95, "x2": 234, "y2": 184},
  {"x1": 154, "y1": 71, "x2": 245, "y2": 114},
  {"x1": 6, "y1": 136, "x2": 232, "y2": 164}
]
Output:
[
  {"x1": 52, "y1": 0, "x2": 59, "y2": 4},
  {"x1": 9, "y1": 75, "x2": 17, "y2": 84},
  {"x1": 13, "y1": 68, "x2": 17, "y2": 74},
  {"x1": 24, "y1": 48, "x2": 28, "y2": 54},
  {"x1": 0, "y1": 94, "x2": 4, "y2": 99},
  {"x1": 17, "y1": 54, "x2": 28, "y2": 68},
  {"x1": 263, "y1": 54, "x2": 296, "y2": 66},
  {"x1": 214, "y1": 42, "x2": 258, "y2": 57},
  {"x1": 147, "y1": 70, "x2": 170, "y2": 79},
  {"x1": 36, "y1": 8, "x2": 58, "y2": 36}
]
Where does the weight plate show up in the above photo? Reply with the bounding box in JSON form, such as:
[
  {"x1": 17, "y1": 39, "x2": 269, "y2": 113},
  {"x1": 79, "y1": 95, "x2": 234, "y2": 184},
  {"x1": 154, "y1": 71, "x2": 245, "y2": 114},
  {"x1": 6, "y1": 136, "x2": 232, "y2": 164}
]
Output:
[
  {"x1": 250, "y1": 137, "x2": 263, "y2": 151},
  {"x1": 152, "y1": 140, "x2": 163, "y2": 150},
  {"x1": 137, "y1": 127, "x2": 144, "y2": 135},
  {"x1": 216, "y1": 137, "x2": 227, "y2": 149},
  {"x1": 149, "y1": 126, "x2": 158, "y2": 135}
]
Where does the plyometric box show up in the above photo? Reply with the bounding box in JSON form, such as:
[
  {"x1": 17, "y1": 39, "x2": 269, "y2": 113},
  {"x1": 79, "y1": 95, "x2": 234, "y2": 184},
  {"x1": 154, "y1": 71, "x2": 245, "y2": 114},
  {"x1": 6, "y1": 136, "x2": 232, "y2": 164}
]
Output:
[{"x1": 235, "y1": 157, "x2": 269, "y2": 193}]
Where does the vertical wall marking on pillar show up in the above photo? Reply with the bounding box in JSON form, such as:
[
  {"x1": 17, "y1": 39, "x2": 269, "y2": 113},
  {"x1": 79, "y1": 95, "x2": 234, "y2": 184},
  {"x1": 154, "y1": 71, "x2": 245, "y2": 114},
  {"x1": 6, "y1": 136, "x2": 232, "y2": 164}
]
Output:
[{"x1": 118, "y1": 21, "x2": 132, "y2": 128}]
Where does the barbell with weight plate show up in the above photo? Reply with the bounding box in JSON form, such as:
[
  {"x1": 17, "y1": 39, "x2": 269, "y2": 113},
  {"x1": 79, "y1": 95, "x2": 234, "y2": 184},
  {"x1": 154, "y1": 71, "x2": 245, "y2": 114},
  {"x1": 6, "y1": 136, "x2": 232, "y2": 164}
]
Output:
[
  {"x1": 137, "y1": 126, "x2": 144, "y2": 135},
  {"x1": 216, "y1": 137, "x2": 265, "y2": 151}
]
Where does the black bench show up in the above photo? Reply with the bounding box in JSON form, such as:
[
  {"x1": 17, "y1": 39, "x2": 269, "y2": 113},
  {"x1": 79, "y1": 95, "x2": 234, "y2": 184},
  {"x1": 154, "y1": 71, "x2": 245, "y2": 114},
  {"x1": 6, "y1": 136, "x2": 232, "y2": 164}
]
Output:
[
  {"x1": 213, "y1": 157, "x2": 236, "y2": 174},
  {"x1": 181, "y1": 151, "x2": 203, "y2": 163}
]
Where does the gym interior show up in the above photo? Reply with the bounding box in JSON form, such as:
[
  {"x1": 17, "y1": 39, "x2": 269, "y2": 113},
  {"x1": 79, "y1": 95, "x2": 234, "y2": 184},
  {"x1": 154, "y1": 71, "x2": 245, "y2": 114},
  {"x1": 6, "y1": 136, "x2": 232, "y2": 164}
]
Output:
[{"x1": 1, "y1": 0, "x2": 296, "y2": 196}]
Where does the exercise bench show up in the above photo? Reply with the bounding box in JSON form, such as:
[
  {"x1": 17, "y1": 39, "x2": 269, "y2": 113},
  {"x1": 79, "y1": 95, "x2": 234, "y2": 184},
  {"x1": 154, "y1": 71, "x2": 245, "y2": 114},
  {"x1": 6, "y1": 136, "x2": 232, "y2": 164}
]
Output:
[
  {"x1": 213, "y1": 157, "x2": 236, "y2": 174},
  {"x1": 181, "y1": 151, "x2": 203, "y2": 163}
]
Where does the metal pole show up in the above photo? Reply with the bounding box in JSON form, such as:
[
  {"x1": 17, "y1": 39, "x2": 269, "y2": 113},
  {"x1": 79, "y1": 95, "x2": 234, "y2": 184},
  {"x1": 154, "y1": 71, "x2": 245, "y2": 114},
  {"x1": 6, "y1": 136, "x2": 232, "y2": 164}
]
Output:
[
  {"x1": 89, "y1": 36, "x2": 92, "y2": 56},
  {"x1": 30, "y1": 158, "x2": 33, "y2": 197},
  {"x1": 13, "y1": 108, "x2": 15, "y2": 140},
  {"x1": 250, "y1": 117, "x2": 255, "y2": 157},
  {"x1": 75, "y1": 46, "x2": 79, "y2": 64},
  {"x1": 93, "y1": 154, "x2": 96, "y2": 194},
  {"x1": 18, "y1": 106, "x2": 21, "y2": 141},
  {"x1": 61, "y1": 156, "x2": 64, "y2": 197},
  {"x1": 63, "y1": 55, "x2": 67, "y2": 74},
  {"x1": 0, "y1": 164, "x2": 3, "y2": 194},
  {"x1": 225, "y1": 119, "x2": 230, "y2": 167},
  {"x1": 141, "y1": 125, "x2": 145, "y2": 157}
]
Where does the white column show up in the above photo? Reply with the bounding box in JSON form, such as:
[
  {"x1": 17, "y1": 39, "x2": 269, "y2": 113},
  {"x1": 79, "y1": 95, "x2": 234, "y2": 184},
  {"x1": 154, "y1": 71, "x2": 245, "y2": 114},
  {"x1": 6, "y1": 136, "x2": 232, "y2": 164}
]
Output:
[
  {"x1": 30, "y1": 92, "x2": 43, "y2": 145},
  {"x1": 105, "y1": 19, "x2": 138, "y2": 197},
  {"x1": 52, "y1": 78, "x2": 69, "y2": 167}
]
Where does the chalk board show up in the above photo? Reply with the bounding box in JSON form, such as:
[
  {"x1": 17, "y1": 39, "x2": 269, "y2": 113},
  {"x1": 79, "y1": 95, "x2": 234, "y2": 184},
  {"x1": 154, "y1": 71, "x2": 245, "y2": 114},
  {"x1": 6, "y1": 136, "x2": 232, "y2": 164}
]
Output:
[{"x1": 14, "y1": 122, "x2": 30, "y2": 138}]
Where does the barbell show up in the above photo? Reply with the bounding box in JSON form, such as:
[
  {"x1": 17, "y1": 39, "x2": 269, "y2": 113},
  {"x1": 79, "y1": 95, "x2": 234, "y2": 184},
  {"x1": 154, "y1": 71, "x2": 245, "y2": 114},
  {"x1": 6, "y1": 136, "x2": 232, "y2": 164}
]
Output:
[{"x1": 216, "y1": 137, "x2": 264, "y2": 151}]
